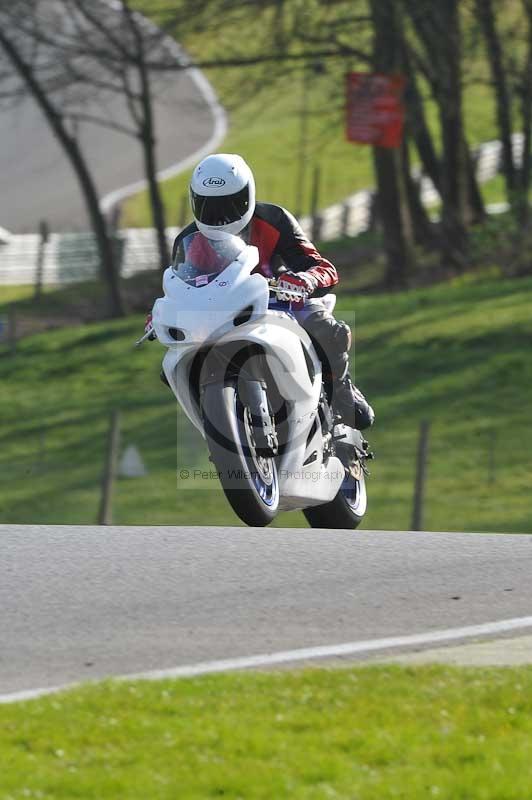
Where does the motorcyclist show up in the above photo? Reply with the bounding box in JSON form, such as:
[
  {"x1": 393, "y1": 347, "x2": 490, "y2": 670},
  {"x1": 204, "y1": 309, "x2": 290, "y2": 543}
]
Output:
[{"x1": 155, "y1": 153, "x2": 375, "y2": 431}]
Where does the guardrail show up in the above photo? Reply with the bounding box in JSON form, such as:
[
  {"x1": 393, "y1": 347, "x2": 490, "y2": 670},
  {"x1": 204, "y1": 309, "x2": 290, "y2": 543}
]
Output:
[
  {"x1": 0, "y1": 134, "x2": 524, "y2": 286},
  {"x1": 0, "y1": 227, "x2": 181, "y2": 286}
]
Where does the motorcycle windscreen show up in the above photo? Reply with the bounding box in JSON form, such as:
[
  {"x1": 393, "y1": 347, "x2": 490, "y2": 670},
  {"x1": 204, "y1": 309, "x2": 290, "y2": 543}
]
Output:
[{"x1": 172, "y1": 231, "x2": 246, "y2": 287}]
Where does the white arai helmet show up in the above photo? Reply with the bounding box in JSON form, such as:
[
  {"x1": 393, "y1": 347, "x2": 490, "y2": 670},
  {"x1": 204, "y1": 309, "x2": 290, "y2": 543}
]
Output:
[{"x1": 189, "y1": 153, "x2": 256, "y2": 240}]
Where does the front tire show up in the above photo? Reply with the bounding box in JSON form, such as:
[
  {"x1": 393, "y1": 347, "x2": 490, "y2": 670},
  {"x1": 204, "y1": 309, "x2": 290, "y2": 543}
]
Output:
[{"x1": 202, "y1": 380, "x2": 279, "y2": 527}]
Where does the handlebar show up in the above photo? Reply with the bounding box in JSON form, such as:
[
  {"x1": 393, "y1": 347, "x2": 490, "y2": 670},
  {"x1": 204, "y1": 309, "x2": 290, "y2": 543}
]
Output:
[{"x1": 135, "y1": 329, "x2": 156, "y2": 347}]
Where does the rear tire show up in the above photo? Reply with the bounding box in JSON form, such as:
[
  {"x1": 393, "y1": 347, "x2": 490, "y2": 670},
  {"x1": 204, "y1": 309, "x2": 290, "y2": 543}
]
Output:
[
  {"x1": 303, "y1": 470, "x2": 367, "y2": 530},
  {"x1": 202, "y1": 380, "x2": 279, "y2": 527}
]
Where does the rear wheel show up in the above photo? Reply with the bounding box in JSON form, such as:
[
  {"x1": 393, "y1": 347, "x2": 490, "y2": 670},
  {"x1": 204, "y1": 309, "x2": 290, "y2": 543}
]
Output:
[
  {"x1": 303, "y1": 462, "x2": 367, "y2": 530},
  {"x1": 202, "y1": 380, "x2": 279, "y2": 527}
]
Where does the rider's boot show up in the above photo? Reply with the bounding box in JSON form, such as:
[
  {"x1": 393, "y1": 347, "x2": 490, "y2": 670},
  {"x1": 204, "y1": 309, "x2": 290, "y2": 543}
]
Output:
[{"x1": 332, "y1": 375, "x2": 375, "y2": 431}]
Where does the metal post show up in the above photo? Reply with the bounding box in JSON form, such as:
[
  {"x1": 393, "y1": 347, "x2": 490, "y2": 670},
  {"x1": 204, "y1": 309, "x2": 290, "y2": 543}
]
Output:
[
  {"x1": 179, "y1": 194, "x2": 189, "y2": 229},
  {"x1": 310, "y1": 164, "x2": 322, "y2": 241},
  {"x1": 108, "y1": 206, "x2": 124, "y2": 278},
  {"x1": 295, "y1": 63, "x2": 309, "y2": 218},
  {"x1": 35, "y1": 220, "x2": 49, "y2": 301},
  {"x1": 411, "y1": 420, "x2": 430, "y2": 531},
  {"x1": 341, "y1": 202, "x2": 350, "y2": 238},
  {"x1": 7, "y1": 306, "x2": 17, "y2": 355},
  {"x1": 488, "y1": 430, "x2": 497, "y2": 484},
  {"x1": 108, "y1": 203, "x2": 122, "y2": 232},
  {"x1": 98, "y1": 410, "x2": 121, "y2": 525},
  {"x1": 38, "y1": 430, "x2": 46, "y2": 472},
  {"x1": 368, "y1": 191, "x2": 380, "y2": 233}
]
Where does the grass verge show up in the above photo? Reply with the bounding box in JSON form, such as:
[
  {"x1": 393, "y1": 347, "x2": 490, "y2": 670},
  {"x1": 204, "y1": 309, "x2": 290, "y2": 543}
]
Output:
[
  {"x1": 0, "y1": 286, "x2": 35, "y2": 311},
  {"x1": 1, "y1": 272, "x2": 531, "y2": 531},
  {"x1": 2, "y1": 664, "x2": 532, "y2": 798}
]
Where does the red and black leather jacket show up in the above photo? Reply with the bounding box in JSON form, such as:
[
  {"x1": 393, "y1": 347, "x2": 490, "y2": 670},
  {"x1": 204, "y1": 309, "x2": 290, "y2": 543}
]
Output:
[{"x1": 172, "y1": 202, "x2": 338, "y2": 297}]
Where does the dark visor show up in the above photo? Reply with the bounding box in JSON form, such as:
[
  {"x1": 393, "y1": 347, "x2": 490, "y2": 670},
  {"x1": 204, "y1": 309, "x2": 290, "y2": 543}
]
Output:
[{"x1": 190, "y1": 183, "x2": 249, "y2": 226}]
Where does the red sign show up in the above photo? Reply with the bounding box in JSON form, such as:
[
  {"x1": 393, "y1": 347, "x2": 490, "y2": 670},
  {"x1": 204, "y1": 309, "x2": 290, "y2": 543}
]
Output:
[{"x1": 346, "y1": 72, "x2": 406, "y2": 149}]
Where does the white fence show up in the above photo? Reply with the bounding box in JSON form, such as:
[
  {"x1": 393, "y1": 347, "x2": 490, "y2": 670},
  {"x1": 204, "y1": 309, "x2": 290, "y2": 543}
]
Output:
[
  {"x1": 0, "y1": 227, "x2": 181, "y2": 287},
  {"x1": 0, "y1": 134, "x2": 524, "y2": 287}
]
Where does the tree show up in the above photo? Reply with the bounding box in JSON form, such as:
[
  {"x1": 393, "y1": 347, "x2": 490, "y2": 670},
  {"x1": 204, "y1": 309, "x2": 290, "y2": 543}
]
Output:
[
  {"x1": 404, "y1": 0, "x2": 472, "y2": 267},
  {"x1": 518, "y1": 0, "x2": 532, "y2": 224},
  {"x1": 476, "y1": 0, "x2": 532, "y2": 224},
  {"x1": 370, "y1": 0, "x2": 416, "y2": 287},
  {"x1": 1, "y1": 0, "x2": 176, "y2": 271},
  {"x1": 0, "y1": 4, "x2": 124, "y2": 317},
  {"x1": 0, "y1": 0, "x2": 317, "y2": 271},
  {"x1": 475, "y1": 0, "x2": 517, "y2": 200},
  {"x1": 402, "y1": 45, "x2": 442, "y2": 196},
  {"x1": 57, "y1": 0, "x2": 173, "y2": 269},
  {"x1": 1, "y1": 0, "x2": 336, "y2": 281}
]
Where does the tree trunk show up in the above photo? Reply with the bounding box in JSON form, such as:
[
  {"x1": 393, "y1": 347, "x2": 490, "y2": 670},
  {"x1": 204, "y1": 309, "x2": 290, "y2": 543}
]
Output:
[
  {"x1": 123, "y1": 1, "x2": 170, "y2": 271},
  {"x1": 403, "y1": 45, "x2": 442, "y2": 194},
  {"x1": 373, "y1": 146, "x2": 416, "y2": 287},
  {"x1": 465, "y1": 141, "x2": 486, "y2": 224},
  {"x1": 139, "y1": 67, "x2": 170, "y2": 271},
  {"x1": 404, "y1": 0, "x2": 469, "y2": 267},
  {"x1": 475, "y1": 0, "x2": 517, "y2": 201},
  {"x1": 143, "y1": 127, "x2": 171, "y2": 270},
  {"x1": 370, "y1": 0, "x2": 416, "y2": 287},
  {"x1": 0, "y1": 27, "x2": 124, "y2": 318},
  {"x1": 517, "y1": 0, "x2": 532, "y2": 225},
  {"x1": 402, "y1": 136, "x2": 437, "y2": 247},
  {"x1": 437, "y1": 0, "x2": 469, "y2": 266}
]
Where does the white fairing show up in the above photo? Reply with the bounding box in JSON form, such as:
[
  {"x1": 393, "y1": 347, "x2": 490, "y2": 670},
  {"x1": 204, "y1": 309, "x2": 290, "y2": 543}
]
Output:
[{"x1": 152, "y1": 235, "x2": 345, "y2": 510}]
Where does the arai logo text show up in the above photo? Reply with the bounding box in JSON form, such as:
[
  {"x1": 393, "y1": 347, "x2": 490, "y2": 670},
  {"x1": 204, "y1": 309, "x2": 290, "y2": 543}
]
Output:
[{"x1": 203, "y1": 176, "x2": 226, "y2": 187}]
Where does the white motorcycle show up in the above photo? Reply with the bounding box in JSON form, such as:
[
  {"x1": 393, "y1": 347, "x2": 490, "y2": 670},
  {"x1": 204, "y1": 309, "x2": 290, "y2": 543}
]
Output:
[{"x1": 140, "y1": 231, "x2": 371, "y2": 528}]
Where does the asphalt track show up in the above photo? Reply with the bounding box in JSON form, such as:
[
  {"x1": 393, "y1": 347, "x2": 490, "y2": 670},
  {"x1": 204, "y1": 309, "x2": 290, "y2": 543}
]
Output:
[
  {"x1": 0, "y1": 32, "x2": 222, "y2": 233},
  {"x1": 1, "y1": 525, "x2": 532, "y2": 699}
]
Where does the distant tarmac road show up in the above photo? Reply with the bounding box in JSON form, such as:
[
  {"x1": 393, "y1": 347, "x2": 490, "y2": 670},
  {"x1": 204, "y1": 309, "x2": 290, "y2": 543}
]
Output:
[{"x1": 0, "y1": 54, "x2": 222, "y2": 233}]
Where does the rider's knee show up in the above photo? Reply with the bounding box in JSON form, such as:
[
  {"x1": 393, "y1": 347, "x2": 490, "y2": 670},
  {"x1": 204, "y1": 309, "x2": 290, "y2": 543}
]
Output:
[
  {"x1": 356, "y1": 400, "x2": 375, "y2": 430},
  {"x1": 302, "y1": 311, "x2": 352, "y2": 378},
  {"x1": 302, "y1": 311, "x2": 352, "y2": 354}
]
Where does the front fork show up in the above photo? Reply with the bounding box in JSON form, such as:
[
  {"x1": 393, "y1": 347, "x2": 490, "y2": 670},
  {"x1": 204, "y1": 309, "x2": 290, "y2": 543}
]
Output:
[
  {"x1": 239, "y1": 379, "x2": 278, "y2": 456},
  {"x1": 199, "y1": 345, "x2": 278, "y2": 457}
]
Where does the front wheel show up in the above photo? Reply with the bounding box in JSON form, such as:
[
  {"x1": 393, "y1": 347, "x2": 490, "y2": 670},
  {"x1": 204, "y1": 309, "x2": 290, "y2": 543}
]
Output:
[
  {"x1": 201, "y1": 380, "x2": 279, "y2": 527},
  {"x1": 303, "y1": 467, "x2": 367, "y2": 530}
]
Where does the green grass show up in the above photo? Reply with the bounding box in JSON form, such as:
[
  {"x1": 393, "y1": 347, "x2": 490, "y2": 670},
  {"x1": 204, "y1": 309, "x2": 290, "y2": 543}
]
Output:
[
  {"x1": 0, "y1": 285, "x2": 34, "y2": 311},
  {"x1": 1, "y1": 273, "x2": 531, "y2": 531},
  {"x1": 481, "y1": 174, "x2": 508, "y2": 206},
  {"x1": 123, "y1": 4, "x2": 500, "y2": 228},
  {"x1": 2, "y1": 664, "x2": 532, "y2": 798}
]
